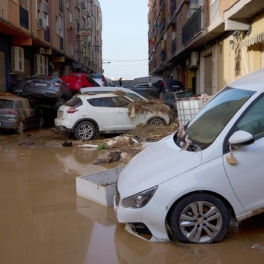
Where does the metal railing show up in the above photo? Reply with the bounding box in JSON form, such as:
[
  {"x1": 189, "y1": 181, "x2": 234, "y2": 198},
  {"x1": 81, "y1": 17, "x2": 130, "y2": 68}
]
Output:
[
  {"x1": 159, "y1": 18, "x2": 165, "y2": 35},
  {"x1": 171, "y1": 38, "x2": 176, "y2": 54},
  {"x1": 160, "y1": 49, "x2": 166, "y2": 63},
  {"x1": 170, "y1": 0, "x2": 176, "y2": 18},
  {"x1": 182, "y1": 6, "x2": 204, "y2": 45}
]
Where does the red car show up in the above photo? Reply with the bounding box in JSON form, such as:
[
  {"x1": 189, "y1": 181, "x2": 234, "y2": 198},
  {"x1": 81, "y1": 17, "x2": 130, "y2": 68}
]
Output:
[{"x1": 60, "y1": 73, "x2": 100, "y2": 93}]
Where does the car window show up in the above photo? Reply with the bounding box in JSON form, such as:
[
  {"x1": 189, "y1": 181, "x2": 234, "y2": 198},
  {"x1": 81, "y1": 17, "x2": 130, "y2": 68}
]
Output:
[
  {"x1": 126, "y1": 93, "x2": 143, "y2": 100},
  {"x1": 111, "y1": 96, "x2": 131, "y2": 107},
  {"x1": 186, "y1": 87, "x2": 255, "y2": 148},
  {"x1": 88, "y1": 97, "x2": 112, "y2": 107},
  {"x1": 235, "y1": 95, "x2": 264, "y2": 140},
  {"x1": 0, "y1": 99, "x2": 14, "y2": 109},
  {"x1": 65, "y1": 96, "x2": 83, "y2": 107}
]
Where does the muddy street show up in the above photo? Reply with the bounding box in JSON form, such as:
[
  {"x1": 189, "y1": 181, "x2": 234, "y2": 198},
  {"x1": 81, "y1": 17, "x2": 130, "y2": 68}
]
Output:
[{"x1": 0, "y1": 128, "x2": 264, "y2": 264}]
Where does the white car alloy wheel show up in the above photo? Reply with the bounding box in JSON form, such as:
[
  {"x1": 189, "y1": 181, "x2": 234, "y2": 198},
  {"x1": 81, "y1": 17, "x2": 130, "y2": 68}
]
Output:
[
  {"x1": 16, "y1": 121, "x2": 24, "y2": 134},
  {"x1": 74, "y1": 121, "x2": 96, "y2": 140},
  {"x1": 168, "y1": 193, "x2": 230, "y2": 243},
  {"x1": 148, "y1": 118, "x2": 165, "y2": 126}
]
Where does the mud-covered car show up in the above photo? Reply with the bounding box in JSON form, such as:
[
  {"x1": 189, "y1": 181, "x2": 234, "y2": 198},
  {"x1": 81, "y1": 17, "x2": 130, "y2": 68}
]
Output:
[
  {"x1": 114, "y1": 68, "x2": 264, "y2": 244},
  {"x1": 54, "y1": 93, "x2": 170, "y2": 140},
  {"x1": 22, "y1": 76, "x2": 73, "y2": 109},
  {"x1": 0, "y1": 95, "x2": 44, "y2": 134}
]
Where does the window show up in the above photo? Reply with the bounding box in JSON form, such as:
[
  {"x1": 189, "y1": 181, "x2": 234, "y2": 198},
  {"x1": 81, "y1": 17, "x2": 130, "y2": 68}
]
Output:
[
  {"x1": 235, "y1": 96, "x2": 264, "y2": 140},
  {"x1": 88, "y1": 98, "x2": 112, "y2": 107},
  {"x1": 111, "y1": 97, "x2": 130, "y2": 107}
]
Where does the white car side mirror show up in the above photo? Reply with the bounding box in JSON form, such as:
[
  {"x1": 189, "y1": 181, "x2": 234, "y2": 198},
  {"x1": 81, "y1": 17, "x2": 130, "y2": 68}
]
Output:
[{"x1": 228, "y1": 130, "x2": 254, "y2": 146}]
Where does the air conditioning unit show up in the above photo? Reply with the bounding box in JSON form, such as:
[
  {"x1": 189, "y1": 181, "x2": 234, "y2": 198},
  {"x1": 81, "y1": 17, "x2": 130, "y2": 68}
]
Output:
[
  {"x1": 39, "y1": 47, "x2": 45, "y2": 54},
  {"x1": 190, "y1": 51, "x2": 199, "y2": 67},
  {"x1": 11, "y1": 46, "x2": 24, "y2": 72},
  {"x1": 38, "y1": 18, "x2": 47, "y2": 29}
]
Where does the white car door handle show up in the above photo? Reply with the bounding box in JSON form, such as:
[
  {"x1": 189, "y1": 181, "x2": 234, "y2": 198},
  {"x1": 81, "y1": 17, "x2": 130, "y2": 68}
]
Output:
[{"x1": 117, "y1": 111, "x2": 123, "y2": 114}]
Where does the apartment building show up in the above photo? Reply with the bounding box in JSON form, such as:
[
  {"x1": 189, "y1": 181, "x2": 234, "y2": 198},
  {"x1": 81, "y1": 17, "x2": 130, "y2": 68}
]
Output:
[
  {"x1": 0, "y1": 0, "x2": 102, "y2": 92},
  {"x1": 148, "y1": 0, "x2": 264, "y2": 95}
]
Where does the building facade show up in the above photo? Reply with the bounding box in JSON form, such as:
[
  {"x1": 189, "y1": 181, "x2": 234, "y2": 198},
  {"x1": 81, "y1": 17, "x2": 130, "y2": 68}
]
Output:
[
  {"x1": 0, "y1": 0, "x2": 102, "y2": 92},
  {"x1": 148, "y1": 0, "x2": 264, "y2": 95}
]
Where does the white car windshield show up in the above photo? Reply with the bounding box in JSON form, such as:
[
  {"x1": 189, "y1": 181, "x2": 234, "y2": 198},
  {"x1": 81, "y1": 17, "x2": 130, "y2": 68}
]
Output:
[{"x1": 186, "y1": 87, "x2": 255, "y2": 149}]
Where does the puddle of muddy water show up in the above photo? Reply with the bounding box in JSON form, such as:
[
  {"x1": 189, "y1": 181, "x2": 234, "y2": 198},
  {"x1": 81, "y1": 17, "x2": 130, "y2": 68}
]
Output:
[{"x1": 1, "y1": 128, "x2": 264, "y2": 264}]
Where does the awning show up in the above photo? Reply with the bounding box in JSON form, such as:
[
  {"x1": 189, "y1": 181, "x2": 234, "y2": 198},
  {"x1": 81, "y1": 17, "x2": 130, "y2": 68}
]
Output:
[{"x1": 240, "y1": 32, "x2": 264, "y2": 48}]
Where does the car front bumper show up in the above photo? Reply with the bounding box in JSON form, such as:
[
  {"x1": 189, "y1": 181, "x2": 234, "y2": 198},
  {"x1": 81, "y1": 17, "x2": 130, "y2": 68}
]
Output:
[{"x1": 114, "y1": 192, "x2": 170, "y2": 243}]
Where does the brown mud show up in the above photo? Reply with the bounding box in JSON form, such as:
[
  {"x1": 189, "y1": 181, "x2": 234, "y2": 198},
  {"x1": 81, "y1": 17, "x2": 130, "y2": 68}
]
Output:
[{"x1": 0, "y1": 128, "x2": 264, "y2": 264}]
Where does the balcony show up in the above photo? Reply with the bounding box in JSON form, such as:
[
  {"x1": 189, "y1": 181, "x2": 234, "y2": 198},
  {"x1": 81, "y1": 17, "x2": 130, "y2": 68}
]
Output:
[
  {"x1": 182, "y1": 6, "x2": 204, "y2": 45},
  {"x1": 44, "y1": 27, "x2": 50, "y2": 42},
  {"x1": 60, "y1": 36, "x2": 64, "y2": 50},
  {"x1": 160, "y1": 49, "x2": 166, "y2": 63},
  {"x1": 170, "y1": 0, "x2": 176, "y2": 19},
  {"x1": 19, "y1": 5, "x2": 29, "y2": 30},
  {"x1": 171, "y1": 38, "x2": 176, "y2": 54},
  {"x1": 159, "y1": 18, "x2": 165, "y2": 35}
]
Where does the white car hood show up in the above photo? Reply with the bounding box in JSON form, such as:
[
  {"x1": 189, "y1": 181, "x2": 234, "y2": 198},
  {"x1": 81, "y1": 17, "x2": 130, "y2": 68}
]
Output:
[{"x1": 118, "y1": 133, "x2": 202, "y2": 196}]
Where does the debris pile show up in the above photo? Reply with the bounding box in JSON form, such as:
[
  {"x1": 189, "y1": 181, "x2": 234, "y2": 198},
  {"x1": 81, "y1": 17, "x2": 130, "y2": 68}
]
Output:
[{"x1": 127, "y1": 99, "x2": 172, "y2": 117}]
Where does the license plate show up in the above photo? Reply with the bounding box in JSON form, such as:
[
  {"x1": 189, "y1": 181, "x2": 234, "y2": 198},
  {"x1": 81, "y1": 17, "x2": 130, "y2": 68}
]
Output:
[
  {"x1": 34, "y1": 83, "x2": 47, "y2": 86},
  {"x1": 15, "y1": 90, "x2": 22, "y2": 93},
  {"x1": 172, "y1": 85, "x2": 179, "y2": 88}
]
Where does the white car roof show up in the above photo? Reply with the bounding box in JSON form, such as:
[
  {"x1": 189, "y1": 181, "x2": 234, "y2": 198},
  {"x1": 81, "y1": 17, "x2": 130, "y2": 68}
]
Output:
[
  {"x1": 79, "y1": 86, "x2": 148, "y2": 101},
  {"x1": 76, "y1": 93, "x2": 126, "y2": 99},
  {"x1": 229, "y1": 68, "x2": 264, "y2": 92}
]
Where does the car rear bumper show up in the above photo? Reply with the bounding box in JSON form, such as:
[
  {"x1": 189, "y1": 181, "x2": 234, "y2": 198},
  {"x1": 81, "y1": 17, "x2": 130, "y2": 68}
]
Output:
[{"x1": 0, "y1": 120, "x2": 18, "y2": 130}]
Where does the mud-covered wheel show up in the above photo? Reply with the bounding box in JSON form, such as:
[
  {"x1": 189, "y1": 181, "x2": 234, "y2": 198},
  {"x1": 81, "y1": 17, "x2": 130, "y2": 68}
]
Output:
[
  {"x1": 39, "y1": 117, "x2": 45, "y2": 128},
  {"x1": 148, "y1": 118, "x2": 165, "y2": 126},
  {"x1": 168, "y1": 193, "x2": 230, "y2": 244},
  {"x1": 16, "y1": 121, "x2": 24, "y2": 134},
  {"x1": 74, "y1": 121, "x2": 96, "y2": 140}
]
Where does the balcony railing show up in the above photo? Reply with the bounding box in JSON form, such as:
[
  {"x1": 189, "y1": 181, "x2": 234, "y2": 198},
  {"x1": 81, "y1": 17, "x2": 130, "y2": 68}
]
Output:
[
  {"x1": 159, "y1": 18, "x2": 165, "y2": 35},
  {"x1": 170, "y1": 0, "x2": 176, "y2": 18},
  {"x1": 44, "y1": 27, "x2": 50, "y2": 42},
  {"x1": 171, "y1": 38, "x2": 176, "y2": 54},
  {"x1": 19, "y1": 5, "x2": 29, "y2": 30},
  {"x1": 160, "y1": 49, "x2": 166, "y2": 63},
  {"x1": 60, "y1": 36, "x2": 64, "y2": 50},
  {"x1": 182, "y1": 6, "x2": 204, "y2": 45}
]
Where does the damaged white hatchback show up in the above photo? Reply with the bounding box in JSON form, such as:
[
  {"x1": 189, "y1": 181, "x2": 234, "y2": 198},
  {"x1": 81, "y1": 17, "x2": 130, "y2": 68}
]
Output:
[{"x1": 114, "y1": 68, "x2": 264, "y2": 244}]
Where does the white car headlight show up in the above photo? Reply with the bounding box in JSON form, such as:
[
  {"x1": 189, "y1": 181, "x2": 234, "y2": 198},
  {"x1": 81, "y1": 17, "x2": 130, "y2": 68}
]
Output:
[{"x1": 122, "y1": 186, "x2": 158, "y2": 208}]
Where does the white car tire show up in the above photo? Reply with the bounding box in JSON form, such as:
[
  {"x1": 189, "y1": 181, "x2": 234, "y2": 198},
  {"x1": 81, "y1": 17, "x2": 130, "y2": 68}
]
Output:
[
  {"x1": 168, "y1": 193, "x2": 230, "y2": 244},
  {"x1": 16, "y1": 121, "x2": 24, "y2": 134},
  {"x1": 148, "y1": 118, "x2": 165, "y2": 126},
  {"x1": 74, "y1": 121, "x2": 96, "y2": 140}
]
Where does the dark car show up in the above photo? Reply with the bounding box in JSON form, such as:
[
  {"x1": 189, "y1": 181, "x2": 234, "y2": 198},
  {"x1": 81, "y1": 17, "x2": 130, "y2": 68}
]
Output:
[
  {"x1": 0, "y1": 95, "x2": 44, "y2": 134},
  {"x1": 22, "y1": 76, "x2": 73, "y2": 109},
  {"x1": 153, "y1": 79, "x2": 184, "y2": 94},
  {"x1": 162, "y1": 90, "x2": 195, "y2": 111},
  {"x1": 8, "y1": 75, "x2": 47, "y2": 96},
  {"x1": 60, "y1": 73, "x2": 100, "y2": 93},
  {"x1": 130, "y1": 86, "x2": 160, "y2": 100}
]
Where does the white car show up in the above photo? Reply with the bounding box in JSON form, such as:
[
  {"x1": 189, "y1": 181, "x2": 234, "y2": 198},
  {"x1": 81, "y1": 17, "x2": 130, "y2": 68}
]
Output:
[
  {"x1": 114, "y1": 68, "x2": 264, "y2": 244},
  {"x1": 54, "y1": 93, "x2": 170, "y2": 140}
]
